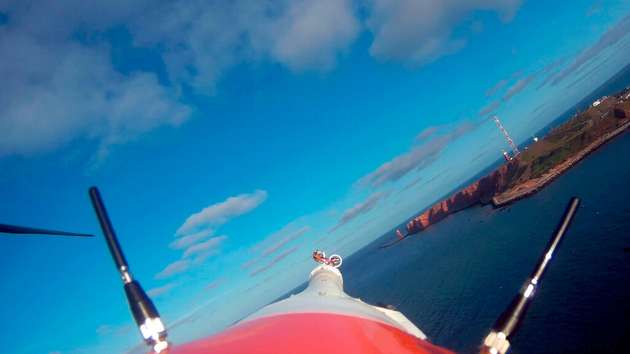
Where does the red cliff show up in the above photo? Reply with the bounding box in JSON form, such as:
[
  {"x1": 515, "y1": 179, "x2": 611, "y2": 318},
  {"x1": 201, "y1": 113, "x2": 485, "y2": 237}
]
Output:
[
  {"x1": 406, "y1": 161, "x2": 519, "y2": 234},
  {"x1": 404, "y1": 92, "x2": 630, "y2": 235}
]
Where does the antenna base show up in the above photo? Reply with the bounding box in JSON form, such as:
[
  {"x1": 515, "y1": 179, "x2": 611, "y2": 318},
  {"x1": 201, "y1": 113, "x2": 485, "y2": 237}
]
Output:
[{"x1": 482, "y1": 331, "x2": 510, "y2": 354}]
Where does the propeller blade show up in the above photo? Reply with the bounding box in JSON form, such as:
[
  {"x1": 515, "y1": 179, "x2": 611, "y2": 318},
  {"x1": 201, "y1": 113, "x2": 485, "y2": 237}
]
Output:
[{"x1": 0, "y1": 223, "x2": 93, "y2": 237}]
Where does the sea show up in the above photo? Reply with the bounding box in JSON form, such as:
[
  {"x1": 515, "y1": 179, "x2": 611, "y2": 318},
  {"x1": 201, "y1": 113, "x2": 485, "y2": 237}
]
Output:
[
  {"x1": 337, "y1": 80, "x2": 630, "y2": 352},
  {"x1": 343, "y1": 130, "x2": 630, "y2": 354},
  {"x1": 275, "y1": 66, "x2": 630, "y2": 353}
]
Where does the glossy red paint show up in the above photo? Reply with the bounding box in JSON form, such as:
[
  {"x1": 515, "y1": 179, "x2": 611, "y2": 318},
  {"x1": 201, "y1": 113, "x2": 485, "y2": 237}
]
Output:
[{"x1": 166, "y1": 313, "x2": 455, "y2": 354}]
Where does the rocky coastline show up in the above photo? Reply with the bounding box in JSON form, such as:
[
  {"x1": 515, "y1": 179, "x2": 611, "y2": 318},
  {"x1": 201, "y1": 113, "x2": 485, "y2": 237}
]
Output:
[
  {"x1": 405, "y1": 90, "x2": 630, "y2": 235},
  {"x1": 492, "y1": 120, "x2": 630, "y2": 206}
]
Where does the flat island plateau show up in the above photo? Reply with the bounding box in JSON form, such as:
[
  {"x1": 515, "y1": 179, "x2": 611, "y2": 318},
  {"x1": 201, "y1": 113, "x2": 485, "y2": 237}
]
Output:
[{"x1": 405, "y1": 87, "x2": 630, "y2": 236}]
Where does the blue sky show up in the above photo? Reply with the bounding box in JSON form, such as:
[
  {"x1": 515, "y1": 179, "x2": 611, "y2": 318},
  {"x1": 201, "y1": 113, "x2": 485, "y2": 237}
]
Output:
[{"x1": 1, "y1": 1, "x2": 630, "y2": 353}]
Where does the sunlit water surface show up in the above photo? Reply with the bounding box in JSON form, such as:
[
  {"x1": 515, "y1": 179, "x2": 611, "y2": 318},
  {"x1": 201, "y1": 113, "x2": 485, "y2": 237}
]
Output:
[{"x1": 341, "y1": 131, "x2": 630, "y2": 354}]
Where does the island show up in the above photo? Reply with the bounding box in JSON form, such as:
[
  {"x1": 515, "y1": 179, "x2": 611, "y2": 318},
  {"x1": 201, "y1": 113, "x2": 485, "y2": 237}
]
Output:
[{"x1": 405, "y1": 87, "x2": 630, "y2": 235}]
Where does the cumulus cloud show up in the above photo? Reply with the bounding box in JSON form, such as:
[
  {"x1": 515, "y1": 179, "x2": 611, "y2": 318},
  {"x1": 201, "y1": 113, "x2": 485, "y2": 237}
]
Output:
[
  {"x1": 0, "y1": 0, "x2": 527, "y2": 162},
  {"x1": 330, "y1": 191, "x2": 389, "y2": 232},
  {"x1": 0, "y1": 2, "x2": 190, "y2": 160},
  {"x1": 552, "y1": 13, "x2": 630, "y2": 85},
  {"x1": 132, "y1": 0, "x2": 358, "y2": 91},
  {"x1": 266, "y1": 0, "x2": 359, "y2": 71},
  {"x1": 366, "y1": 0, "x2": 522, "y2": 65},
  {"x1": 0, "y1": 0, "x2": 358, "y2": 159},
  {"x1": 155, "y1": 259, "x2": 191, "y2": 279},
  {"x1": 176, "y1": 190, "x2": 267, "y2": 236},
  {"x1": 359, "y1": 122, "x2": 475, "y2": 188},
  {"x1": 503, "y1": 73, "x2": 536, "y2": 101},
  {"x1": 0, "y1": 0, "x2": 529, "y2": 164},
  {"x1": 161, "y1": 190, "x2": 264, "y2": 280}
]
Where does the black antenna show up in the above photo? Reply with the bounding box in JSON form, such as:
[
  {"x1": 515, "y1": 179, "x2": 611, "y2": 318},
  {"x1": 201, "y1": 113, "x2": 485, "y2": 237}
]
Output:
[
  {"x1": 88, "y1": 187, "x2": 169, "y2": 353},
  {"x1": 0, "y1": 223, "x2": 93, "y2": 237},
  {"x1": 481, "y1": 197, "x2": 581, "y2": 354}
]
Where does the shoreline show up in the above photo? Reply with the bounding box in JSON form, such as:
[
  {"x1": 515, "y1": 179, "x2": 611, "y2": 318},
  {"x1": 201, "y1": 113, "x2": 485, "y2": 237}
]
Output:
[
  {"x1": 491, "y1": 119, "x2": 630, "y2": 207},
  {"x1": 401, "y1": 87, "x2": 630, "y2": 238}
]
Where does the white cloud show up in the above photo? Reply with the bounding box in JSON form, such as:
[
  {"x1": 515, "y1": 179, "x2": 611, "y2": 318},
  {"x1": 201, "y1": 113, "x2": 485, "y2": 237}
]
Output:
[
  {"x1": 147, "y1": 282, "x2": 177, "y2": 298},
  {"x1": 250, "y1": 245, "x2": 299, "y2": 277},
  {"x1": 241, "y1": 221, "x2": 311, "y2": 273},
  {"x1": 241, "y1": 257, "x2": 259, "y2": 270},
  {"x1": 0, "y1": 0, "x2": 527, "y2": 163},
  {"x1": 415, "y1": 126, "x2": 438, "y2": 141},
  {"x1": 330, "y1": 191, "x2": 389, "y2": 232},
  {"x1": 176, "y1": 190, "x2": 267, "y2": 236},
  {"x1": 183, "y1": 236, "x2": 227, "y2": 259},
  {"x1": 205, "y1": 278, "x2": 224, "y2": 291},
  {"x1": 0, "y1": 0, "x2": 528, "y2": 163},
  {"x1": 536, "y1": 58, "x2": 567, "y2": 90},
  {"x1": 503, "y1": 73, "x2": 536, "y2": 101},
  {"x1": 267, "y1": 0, "x2": 359, "y2": 71},
  {"x1": 156, "y1": 236, "x2": 226, "y2": 280},
  {"x1": 366, "y1": 0, "x2": 522, "y2": 65},
  {"x1": 479, "y1": 100, "x2": 501, "y2": 116},
  {"x1": 261, "y1": 226, "x2": 310, "y2": 256},
  {"x1": 162, "y1": 190, "x2": 264, "y2": 280},
  {"x1": 359, "y1": 122, "x2": 475, "y2": 188},
  {"x1": 0, "y1": 3, "x2": 191, "y2": 160},
  {"x1": 0, "y1": 0, "x2": 358, "y2": 160},
  {"x1": 485, "y1": 79, "x2": 509, "y2": 97},
  {"x1": 155, "y1": 259, "x2": 191, "y2": 279},
  {"x1": 360, "y1": 143, "x2": 441, "y2": 187},
  {"x1": 552, "y1": 13, "x2": 630, "y2": 85},
  {"x1": 170, "y1": 229, "x2": 214, "y2": 250},
  {"x1": 132, "y1": 0, "x2": 358, "y2": 92}
]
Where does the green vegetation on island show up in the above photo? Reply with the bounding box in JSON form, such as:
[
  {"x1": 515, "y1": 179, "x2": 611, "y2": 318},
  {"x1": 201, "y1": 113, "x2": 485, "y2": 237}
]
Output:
[{"x1": 494, "y1": 88, "x2": 630, "y2": 204}]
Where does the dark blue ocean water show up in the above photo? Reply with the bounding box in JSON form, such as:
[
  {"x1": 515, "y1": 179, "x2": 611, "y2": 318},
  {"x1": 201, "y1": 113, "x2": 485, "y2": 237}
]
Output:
[{"x1": 341, "y1": 130, "x2": 630, "y2": 354}]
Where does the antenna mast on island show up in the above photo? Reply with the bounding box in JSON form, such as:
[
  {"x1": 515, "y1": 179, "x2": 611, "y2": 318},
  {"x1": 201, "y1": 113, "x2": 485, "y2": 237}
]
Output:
[{"x1": 493, "y1": 115, "x2": 520, "y2": 160}]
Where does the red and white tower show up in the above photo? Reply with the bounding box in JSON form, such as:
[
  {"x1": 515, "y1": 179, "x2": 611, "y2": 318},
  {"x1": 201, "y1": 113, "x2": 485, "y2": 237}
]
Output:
[{"x1": 493, "y1": 115, "x2": 519, "y2": 160}]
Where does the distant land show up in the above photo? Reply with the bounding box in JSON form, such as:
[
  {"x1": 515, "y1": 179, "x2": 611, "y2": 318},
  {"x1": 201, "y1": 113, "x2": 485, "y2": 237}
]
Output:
[{"x1": 404, "y1": 77, "x2": 630, "y2": 236}]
